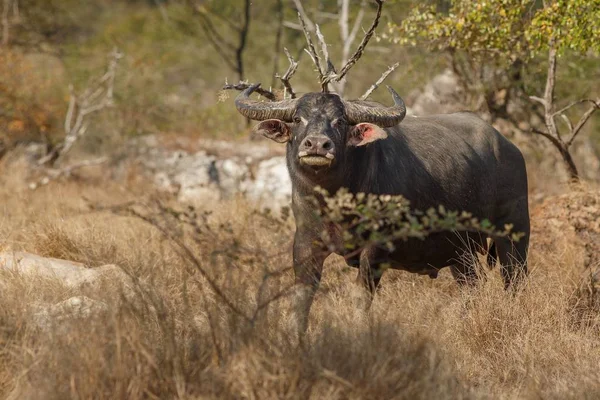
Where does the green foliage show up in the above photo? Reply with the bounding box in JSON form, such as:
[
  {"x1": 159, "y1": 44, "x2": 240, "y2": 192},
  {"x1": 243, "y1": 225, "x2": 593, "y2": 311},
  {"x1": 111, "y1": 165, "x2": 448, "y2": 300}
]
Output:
[
  {"x1": 312, "y1": 187, "x2": 521, "y2": 255},
  {"x1": 390, "y1": 0, "x2": 600, "y2": 61},
  {"x1": 528, "y1": 0, "x2": 600, "y2": 53}
]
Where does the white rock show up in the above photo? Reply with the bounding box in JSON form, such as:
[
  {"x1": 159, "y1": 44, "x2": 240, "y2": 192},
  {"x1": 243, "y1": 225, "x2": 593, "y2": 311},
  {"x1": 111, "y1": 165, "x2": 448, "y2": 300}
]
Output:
[
  {"x1": 31, "y1": 296, "x2": 109, "y2": 331},
  {"x1": 134, "y1": 138, "x2": 293, "y2": 210},
  {"x1": 0, "y1": 252, "x2": 136, "y2": 300},
  {"x1": 243, "y1": 156, "x2": 291, "y2": 209},
  {"x1": 0, "y1": 251, "x2": 103, "y2": 288}
]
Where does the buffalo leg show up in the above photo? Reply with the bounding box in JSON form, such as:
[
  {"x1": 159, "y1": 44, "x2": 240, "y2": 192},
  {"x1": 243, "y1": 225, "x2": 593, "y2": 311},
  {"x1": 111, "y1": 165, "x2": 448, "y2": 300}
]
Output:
[
  {"x1": 450, "y1": 236, "x2": 484, "y2": 286},
  {"x1": 495, "y1": 234, "x2": 529, "y2": 289},
  {"x1": 450, "y1": 262, "x2": 479, "y2": 286},
  {"x1": 355, "y1": 247, "x2": 385, "y2": 308},
  {"x1": 494, "y1": 195, "x2": 530, "y2": 289},
  {"x1": 292, "y1": 229, "x2": 328, "y2": 338}
]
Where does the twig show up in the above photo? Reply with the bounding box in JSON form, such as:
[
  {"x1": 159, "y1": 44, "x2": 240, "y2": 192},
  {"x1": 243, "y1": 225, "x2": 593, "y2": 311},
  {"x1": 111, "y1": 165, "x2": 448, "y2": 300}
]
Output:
[
  {"x1": 298, "y1": 11, "x2": 326, "y2": 91},
  {"x1": 291, "y1": 0, "x2": 314, "y2": 31},
  {"x1": 334, "y1": 0, "x2": 384, "y2": 83},
  {"x1": 276, "y1": 48, "x2": 299, "y2": 99},
  {"x1": 553, "y1": 98, "x2": 598, "y2": 117},
  {"x1": 334, "y1": 0, "x2": 366, "y2": 95},
  {"x1": 270, "y1": 0, "x2": 284, "y2": 89},
  {"x1": 38, "y1": 48, "x2": 122, "y2": 168},
  {"x1": 222, "y1": 81, "x2": 277, "y2": 101},
  {"x1": 566, "y1": 99, "x2": 599, "y2": 147},
  {"x1": 193, "y1": 1, "x2": 251, "y2": 81},
  {"x1": 345, "y1": 2, "x2": 366, "y2": 62},
  {"x1": 315, "y1": 24, "x2": 336, "y2": 79},
  {"x1": 360, "y1": 62, "x2": 400, "y2": 100}
]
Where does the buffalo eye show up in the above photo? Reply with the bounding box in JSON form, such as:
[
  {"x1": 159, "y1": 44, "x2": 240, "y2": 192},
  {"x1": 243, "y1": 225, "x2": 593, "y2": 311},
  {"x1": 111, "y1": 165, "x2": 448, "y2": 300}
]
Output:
[{"x1": 293, "y1": 116, "x2": 301, "y2": 124}]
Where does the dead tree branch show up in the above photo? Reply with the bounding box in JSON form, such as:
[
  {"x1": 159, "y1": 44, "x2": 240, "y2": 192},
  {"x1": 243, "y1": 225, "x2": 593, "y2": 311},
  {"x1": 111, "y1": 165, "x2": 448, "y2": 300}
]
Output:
[
  {"x1": 291, "y1": 0, "x2": 314, "y2": 31},
  {"x1": 37, "y1": 48, "x2": 122, "y2": 168},
  {"x1": 360, "y1": 62, "x2": 400, "y2": 100},
  {"x1": 222, "y1": 81, "x2": 277, "y2": 101},
  {"x1": 333, "y1": 0, "x2": 383, "y2": 84},
  {"x1": 192, "y1": 0, "x2": 251, "y2": 81},
  {"x1": 276, "y1": 48, "x2": 299, "y2": 99},
  {"x1": 298, "y1": 11, "x2": 327, "y2": 91},
  {"x1": 291, "y1": 0, "x2": 385, "y2": 95},
  {"x1": 528, "y1": 38, "x2": 599, "y2": 182},
  {"x1": 271, "y1": 0, "x2": 285, "y2": 89}
]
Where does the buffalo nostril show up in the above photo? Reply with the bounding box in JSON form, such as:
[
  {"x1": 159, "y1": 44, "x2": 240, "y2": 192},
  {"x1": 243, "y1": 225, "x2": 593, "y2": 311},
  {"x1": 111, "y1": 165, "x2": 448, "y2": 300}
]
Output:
[
  {"x1": 322, "y1": 141, "x2": 333, "y2": 151},
  {"x1": 304, "y1": 139, "x2": 313, "y2": 149}
]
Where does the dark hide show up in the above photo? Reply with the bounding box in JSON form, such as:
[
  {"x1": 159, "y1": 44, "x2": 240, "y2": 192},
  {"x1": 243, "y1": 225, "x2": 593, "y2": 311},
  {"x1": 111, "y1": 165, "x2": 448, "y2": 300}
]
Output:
[{"x1": 248, "y1": 92, "x2": 529, "y2": 331}]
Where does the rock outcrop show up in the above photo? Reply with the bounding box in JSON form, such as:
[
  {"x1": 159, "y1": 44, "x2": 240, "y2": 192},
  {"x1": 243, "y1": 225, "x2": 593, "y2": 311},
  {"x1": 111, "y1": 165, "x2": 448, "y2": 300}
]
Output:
[{"x1": 132, "y1": 136, "x2": 292, "y2": 210}]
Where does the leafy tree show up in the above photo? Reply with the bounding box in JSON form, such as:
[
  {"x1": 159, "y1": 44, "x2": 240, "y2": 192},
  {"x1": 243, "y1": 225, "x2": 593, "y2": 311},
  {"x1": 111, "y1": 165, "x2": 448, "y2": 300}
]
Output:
[{"x1": 388, "y1": 0, "x2": 600, "y2": 181}]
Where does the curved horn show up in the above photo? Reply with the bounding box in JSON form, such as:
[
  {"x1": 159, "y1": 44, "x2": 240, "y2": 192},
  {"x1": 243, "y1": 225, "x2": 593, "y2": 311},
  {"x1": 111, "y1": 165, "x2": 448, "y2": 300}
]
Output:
[
  {"x1": 235, "y1": 84, "x2": 298, "y2": 121},
  {"x1": 343, "y1": 85, "x2": 406, "y2": 127}
]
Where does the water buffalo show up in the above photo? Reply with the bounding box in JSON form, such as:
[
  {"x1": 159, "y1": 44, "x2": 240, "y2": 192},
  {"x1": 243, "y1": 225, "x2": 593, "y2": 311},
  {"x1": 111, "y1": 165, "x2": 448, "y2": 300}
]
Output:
[{"x1": 235, "y1": 84, "x2": 529, "y2": 333}]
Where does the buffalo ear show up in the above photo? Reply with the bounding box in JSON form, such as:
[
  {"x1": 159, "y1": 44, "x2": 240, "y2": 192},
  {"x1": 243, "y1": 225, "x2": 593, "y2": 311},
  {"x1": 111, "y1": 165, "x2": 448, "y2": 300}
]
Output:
[
  {"x1": 347, "y1": 123, "x2": 388, "y2": 147},
  {"x1": 253, "y1": 119, "x2": 291, "y2": 143}
]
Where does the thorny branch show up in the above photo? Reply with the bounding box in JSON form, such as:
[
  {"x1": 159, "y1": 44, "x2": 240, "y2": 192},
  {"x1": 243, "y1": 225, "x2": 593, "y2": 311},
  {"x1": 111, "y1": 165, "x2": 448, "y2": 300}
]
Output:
[
  {"x1": 222, "y1": 81, "x2": 277, "y2": 101},
  {"x1": 360, "y1": 62, "x2": 400, "y2": 100},
  {"x1": 88, "y1": 198, "x2": 297, "y2": 353},
  {"x1": 298, "y1": 11, "x2": 326, "y2": 91},
  {"x1": 333, "y1": 0, "x2": 384, "y2": 85},
  {"x1": 276, "y1": 48, "x2": 300, "y2": 99},
  {"x1": 295, "y1": 0, "x2": 387, "y2": 95}
]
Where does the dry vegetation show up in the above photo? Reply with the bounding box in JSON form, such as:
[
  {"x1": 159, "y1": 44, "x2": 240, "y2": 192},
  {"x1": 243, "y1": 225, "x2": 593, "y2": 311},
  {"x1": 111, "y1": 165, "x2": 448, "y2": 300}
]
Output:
[{"x1": 0, "y1": 157, "x2": 599, "y2": 400}]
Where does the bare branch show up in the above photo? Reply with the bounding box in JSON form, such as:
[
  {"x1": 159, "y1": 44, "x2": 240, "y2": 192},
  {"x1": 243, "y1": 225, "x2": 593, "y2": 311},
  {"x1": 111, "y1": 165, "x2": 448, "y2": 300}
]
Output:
[
  {"x1": 345, "y1": 3, "x2": 366, "y2": 57},
  {"x1": 315, "y1": 24, "x2": 336, "y2": 81},
  {"x1": 298, "y1": 11, "x2": 326, "y2": 90},
  {"x1": 193, "y1": 1, "x2": 251, "y2": 81},
  {"x1": 64, "y1": 85, "x2": 76, "y2": 134},
  {"x1": 291, "y1": 0, "x2": 314, "y2": 31},
  {"x1": 270, "y1": 0, "x2": 284, "y2": 89},
  {"x1": 276, "y1": 48, "x2": 299, "y2": 99},
  {"x1": 282, "y1": 21, "x2": 303, "y2": 31},
  {"x1": 222, "y1": 81, "x2": 277, "y2": 101},
  {"x1": 335, "y1": 0, "x2": 384, "y2": 83},
  {"x1": 360, "y1": 62, "x2": 400, "y2": 100},
  {"x1": 530, "y1": 128, "x2": 563, "y2": 149},
  {"x1": 542, "y1": 41, "x2": 560, "y2": 140},
  {"x1": 559, "y1": 114, "x2": 573, "y2": 133},
  {"x1": 197, "y1": 11, "x2": 236, "y2": 51},
  {"x1": 236, "y1": 0, "x2": 251, "y2": 80},
  {"x1": 201, "y1": 5, "x2": 240, "y2": 33},
  {"x1": 553, "y1": 98, "x2": 599, "y2": 117},
  {"x1": 39, "y1": 48, "x2": 122, "y2": 168},
  {"x1": 529, "y1": 96, "x2": 547, "y2": 107},
  {"x1": 566, "y1": 99, "x2": 600, "y2": 147}
]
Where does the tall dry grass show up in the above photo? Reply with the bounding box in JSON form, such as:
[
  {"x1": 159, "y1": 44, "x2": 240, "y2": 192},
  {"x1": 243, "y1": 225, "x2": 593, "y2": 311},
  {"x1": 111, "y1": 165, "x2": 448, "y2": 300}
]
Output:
[{"x1": 0, "y1": 163, "x2": 599, "y2": 399}]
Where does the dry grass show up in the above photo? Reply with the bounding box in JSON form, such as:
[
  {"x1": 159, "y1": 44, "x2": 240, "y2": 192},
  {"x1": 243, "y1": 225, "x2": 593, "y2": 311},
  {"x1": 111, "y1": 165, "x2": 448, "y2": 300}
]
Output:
[{"x1": 0, "y1": 162, "x2": 599, "y2": 399}]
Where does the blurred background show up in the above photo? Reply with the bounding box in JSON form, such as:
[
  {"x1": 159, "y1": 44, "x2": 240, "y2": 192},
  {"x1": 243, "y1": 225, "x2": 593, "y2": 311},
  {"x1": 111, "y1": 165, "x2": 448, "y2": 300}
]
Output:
[
  {"x1": 0, "y1": 0, "x2": 597, "y2": 196},
  {"x1": 1, "y1": 3, "x2": 600, "y2": 399}
]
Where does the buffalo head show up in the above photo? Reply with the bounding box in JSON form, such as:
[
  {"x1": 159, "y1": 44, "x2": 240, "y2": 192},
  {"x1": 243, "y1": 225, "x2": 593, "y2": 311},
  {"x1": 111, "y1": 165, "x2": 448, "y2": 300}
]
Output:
[{"x1": 235, "y1": 84, "x2": 406, "y2": 177}]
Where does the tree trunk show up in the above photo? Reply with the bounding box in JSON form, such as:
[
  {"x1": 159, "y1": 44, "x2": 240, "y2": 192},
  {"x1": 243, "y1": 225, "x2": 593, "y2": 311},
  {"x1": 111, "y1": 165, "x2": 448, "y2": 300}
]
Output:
[{"x1": 558, "y1": 146, "x2": 580, "y2": 182}]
